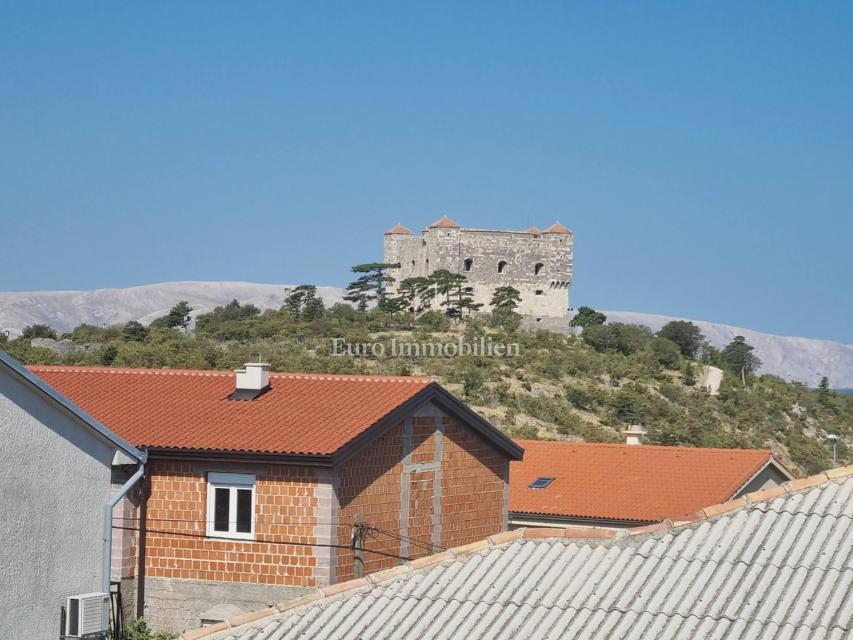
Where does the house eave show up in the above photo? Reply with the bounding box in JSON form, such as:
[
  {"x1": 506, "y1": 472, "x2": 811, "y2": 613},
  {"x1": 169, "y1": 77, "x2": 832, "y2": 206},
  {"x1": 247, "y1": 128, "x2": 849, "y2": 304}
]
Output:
[
  {"x1": 509, "y1": 511, "x2": 654, "y2": 528},
  {"x1": 145, "y1": 447, "x2": 336, "y2": 467}
]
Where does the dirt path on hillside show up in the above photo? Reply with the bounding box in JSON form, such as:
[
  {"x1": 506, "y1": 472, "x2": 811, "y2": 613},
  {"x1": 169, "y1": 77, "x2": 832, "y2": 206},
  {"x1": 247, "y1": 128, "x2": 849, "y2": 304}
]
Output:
[{"x1": 700, "y1": 366, "x2": 724, "y2": 396}]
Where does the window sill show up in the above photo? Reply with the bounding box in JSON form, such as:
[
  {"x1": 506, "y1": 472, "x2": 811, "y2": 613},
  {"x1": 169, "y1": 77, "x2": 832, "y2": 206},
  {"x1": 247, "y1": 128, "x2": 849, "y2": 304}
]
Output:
[{"x1": 205, "y1": 529, "x2": 255, "y2": 542}]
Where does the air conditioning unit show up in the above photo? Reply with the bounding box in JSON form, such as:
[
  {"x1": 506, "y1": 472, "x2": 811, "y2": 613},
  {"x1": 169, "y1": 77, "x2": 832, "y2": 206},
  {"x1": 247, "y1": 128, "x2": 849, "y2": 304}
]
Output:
[{"x1": 65, "y1": 592, "x2": 110, "y2": 639}]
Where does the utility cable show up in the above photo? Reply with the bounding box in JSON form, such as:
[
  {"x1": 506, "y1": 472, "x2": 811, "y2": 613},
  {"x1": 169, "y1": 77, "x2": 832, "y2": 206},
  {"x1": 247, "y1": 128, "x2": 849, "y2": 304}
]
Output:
[{"x1": 111, "y1": 524, "x2": 411, "y2": 562}]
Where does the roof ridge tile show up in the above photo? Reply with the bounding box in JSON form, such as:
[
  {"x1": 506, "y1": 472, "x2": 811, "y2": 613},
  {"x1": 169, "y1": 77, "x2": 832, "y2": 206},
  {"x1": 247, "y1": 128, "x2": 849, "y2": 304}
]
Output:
[
  {"x1": 29, "y1": 364, "x2": 433, "y2": 383},
  {"x1": 514, "y1": 439, "x2": 773, "y2": 455}
]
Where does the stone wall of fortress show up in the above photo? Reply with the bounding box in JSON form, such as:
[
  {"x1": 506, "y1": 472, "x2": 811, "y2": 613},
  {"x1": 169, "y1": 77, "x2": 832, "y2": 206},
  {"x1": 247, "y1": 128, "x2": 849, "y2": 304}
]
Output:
[{"x1": 384, "y1": 221, "x2": 573, "y2": 321}]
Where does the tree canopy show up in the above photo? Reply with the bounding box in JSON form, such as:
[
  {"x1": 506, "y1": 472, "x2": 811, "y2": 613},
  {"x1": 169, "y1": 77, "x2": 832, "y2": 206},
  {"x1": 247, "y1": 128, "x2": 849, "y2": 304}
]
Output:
[
  {"x1": 343, "y1": 263, "x2": 398, "y2": 312},
  {"x1": 721, "y1": 336, "x2": 762, "y2": 377},
  {"x1": 21, "y1": 324, "x2": 58, "y2": 340},
  {"x1": 657, "y1": 320, "x2": 705, "y2": 359},
  {"x1": 570, "y1": 306, "x2": 606, "y2": 329},
  {"x1": 490, "y1": 286, "x2": 521, "y2": 312}
]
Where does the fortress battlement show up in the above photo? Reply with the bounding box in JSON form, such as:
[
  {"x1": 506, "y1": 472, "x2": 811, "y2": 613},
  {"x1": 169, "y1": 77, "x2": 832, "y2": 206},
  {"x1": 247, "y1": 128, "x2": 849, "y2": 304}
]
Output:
[{"x1": 384, "y1": 215, "x2": 573, "y2": 321}]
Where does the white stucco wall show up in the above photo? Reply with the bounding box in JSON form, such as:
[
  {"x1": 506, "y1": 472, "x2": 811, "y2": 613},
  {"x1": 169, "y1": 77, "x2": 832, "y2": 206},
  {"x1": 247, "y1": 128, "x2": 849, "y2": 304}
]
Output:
[{"x1": 0, "y1": 369, "x2": 116, "y2": 640}]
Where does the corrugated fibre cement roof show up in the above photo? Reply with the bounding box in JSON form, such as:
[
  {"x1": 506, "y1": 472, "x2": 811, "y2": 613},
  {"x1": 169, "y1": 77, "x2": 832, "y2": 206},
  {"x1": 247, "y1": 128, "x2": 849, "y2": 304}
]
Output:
[{"x1": 187, "y1": 468, "x2": 853, "y2": 640}]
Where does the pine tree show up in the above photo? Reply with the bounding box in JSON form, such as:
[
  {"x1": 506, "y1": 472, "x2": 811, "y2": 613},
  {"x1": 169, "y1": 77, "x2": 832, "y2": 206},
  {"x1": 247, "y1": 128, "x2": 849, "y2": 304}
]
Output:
[
  {"x1": 721, "y1": 336, "x2": 762, "y2": 386},
  {"x1": 166, "y1": 301, "x2": 193, "y2": 330},
  {"x1": 490, "y1": 286, "x2": 521, "y2": 311},
  {"x1": 284, "y1": 285, "x2": 323, "y2": 320},
  {"x1": 394, "y1": 277, "x2": 433, "y2": 325},
  {"x1": 122, "y1": 321, "x2": 148, "y2": 342},
  {"x1": 344, "y1": 263, "x2": 399, "y2": 313},
  {"x1": 428, "y1": 269, "x2": 474, "y2": 321}
]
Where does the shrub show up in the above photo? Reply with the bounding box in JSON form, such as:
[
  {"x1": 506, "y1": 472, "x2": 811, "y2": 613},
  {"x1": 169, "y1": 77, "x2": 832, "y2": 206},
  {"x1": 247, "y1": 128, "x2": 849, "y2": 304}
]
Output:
[
  {"x1": 416, "y1": 310, "x2": 451, "y2": 331},
  {"x1": 564, "y1": 385, "x2": 593, "y2": 411},
  {"x1": 650, "y1": 337, "x2": 681, "y2": 369},
  {"x1": 122, "y1": 617, "x2": 179, "y2": 640}
]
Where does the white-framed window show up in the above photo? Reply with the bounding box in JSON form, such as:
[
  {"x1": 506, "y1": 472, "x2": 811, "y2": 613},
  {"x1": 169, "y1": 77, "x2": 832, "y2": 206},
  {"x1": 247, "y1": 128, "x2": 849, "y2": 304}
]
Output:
[{"x1": 206, "y1": 472, "x2": 256, "y2": 540}]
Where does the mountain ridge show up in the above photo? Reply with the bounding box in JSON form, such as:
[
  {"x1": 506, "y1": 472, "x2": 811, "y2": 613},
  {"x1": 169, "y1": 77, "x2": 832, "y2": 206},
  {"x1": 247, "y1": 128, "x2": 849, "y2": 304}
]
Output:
[{"x1": 2, "y1": 281, "x2": 851, "y2": 387}]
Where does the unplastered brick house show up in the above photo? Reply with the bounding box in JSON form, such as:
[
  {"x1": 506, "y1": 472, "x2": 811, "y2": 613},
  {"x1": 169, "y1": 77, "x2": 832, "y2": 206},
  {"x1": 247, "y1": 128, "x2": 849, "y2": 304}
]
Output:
[{"x1": 33, "y1": 363, "x2": 522, "y2": 633}]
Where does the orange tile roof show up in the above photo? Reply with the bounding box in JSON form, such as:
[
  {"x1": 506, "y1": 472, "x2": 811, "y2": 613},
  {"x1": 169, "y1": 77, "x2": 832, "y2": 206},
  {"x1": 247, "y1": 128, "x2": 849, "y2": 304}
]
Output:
[
  {"x1": 510, "y1": 439, "x2": 784, "y2": 523},
  {"x1": 428, "y1": 215, "x2": 460, "y2": 229},
  {"x1": 384, "y1": 223, "x2": 413, "y2": 235},
  {"x1": 542, "y1": 221, "x2": 571, "y2": 234},
  {"x1": 30, "y1": 366, "x2": 434, "y2": 456}
]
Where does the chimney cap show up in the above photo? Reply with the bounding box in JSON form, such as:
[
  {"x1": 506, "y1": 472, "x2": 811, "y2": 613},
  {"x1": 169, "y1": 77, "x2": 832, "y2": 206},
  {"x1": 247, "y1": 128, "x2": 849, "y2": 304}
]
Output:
[{"x1": 230, "y1": 362, "x2": 271, "y2": 401}]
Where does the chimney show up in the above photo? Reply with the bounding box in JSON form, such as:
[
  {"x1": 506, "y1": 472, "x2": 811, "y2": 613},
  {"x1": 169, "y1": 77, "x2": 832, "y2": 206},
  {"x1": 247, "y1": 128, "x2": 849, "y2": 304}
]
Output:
[
  {"x1": 622, "y1": 425, "x2": 646, "y2": 445},
  {"x1": 229, "y1": 363, "x2": 271, "y2": 400}
]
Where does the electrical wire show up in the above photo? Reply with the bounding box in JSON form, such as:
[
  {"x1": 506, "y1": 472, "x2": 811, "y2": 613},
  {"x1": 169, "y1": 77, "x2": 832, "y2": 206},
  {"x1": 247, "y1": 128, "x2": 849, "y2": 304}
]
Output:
[
  {"x1": 112, "y1": 515, "x2": 445, "y2": 553},
  {"x1": 111, "y1": 524, "x2": 411, "y2": 562},
  {"x1": 370, "y1": 527, "x2": 446, "y2": 552}
]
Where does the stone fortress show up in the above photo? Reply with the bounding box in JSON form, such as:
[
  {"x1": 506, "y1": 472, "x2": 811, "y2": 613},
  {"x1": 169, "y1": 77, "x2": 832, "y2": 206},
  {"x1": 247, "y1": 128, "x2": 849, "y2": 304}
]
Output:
[{"x1": 384, "y1": 215, "x2": 573, "y2": 327}]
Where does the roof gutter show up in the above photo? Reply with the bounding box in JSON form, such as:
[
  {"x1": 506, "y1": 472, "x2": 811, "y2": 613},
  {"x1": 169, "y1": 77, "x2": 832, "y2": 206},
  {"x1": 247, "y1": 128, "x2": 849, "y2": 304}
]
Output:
[
  {"x1": 103, "y1": 459, "x2": 145, "y2": 594},
  {"x1": 508, "y1": 512, "x2": 654, "y2": 529},
  {"x1": 146, "y1": 447, "x2": 336, "y2": 466}
]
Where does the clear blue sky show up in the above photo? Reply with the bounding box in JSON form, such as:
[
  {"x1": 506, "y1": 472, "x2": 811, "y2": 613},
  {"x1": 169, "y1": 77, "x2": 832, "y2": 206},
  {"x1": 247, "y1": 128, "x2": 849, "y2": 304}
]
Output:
[{"x1": 1, "y1": 3, "x2": 851, "y2": 342}]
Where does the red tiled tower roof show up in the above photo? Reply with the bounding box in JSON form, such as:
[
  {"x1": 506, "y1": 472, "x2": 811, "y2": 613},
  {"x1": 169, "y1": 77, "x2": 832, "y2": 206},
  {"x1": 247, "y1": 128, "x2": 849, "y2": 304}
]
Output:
[
  {"x1": 384, "y1": 223, "x2": 413, "y2": 235},
  {"x1": 428, "y1": 215, "x2": 460, "y2": 229},
  {"x1": 542, "y1": 221, "x2": 571, "y2": 234}
]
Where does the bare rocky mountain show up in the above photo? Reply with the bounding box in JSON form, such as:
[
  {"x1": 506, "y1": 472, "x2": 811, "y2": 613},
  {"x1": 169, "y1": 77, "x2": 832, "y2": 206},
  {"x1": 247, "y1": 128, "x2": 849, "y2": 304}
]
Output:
[
  {"x1": 0, "y1": 281, "x2": 345, "y2": 336},
  {"x1": 604, "y1": 311, "x2": 853, "y2": 388},
  {"x1": 1, "y1": 281, "x2": 851, "y2": 387}
]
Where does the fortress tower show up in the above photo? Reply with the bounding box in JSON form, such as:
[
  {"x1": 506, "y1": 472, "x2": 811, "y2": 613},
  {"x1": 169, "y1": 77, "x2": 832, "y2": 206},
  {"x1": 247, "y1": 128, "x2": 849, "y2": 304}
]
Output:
[{"x1": 384, "y1": 215, "x2": 573, "y2": 324}]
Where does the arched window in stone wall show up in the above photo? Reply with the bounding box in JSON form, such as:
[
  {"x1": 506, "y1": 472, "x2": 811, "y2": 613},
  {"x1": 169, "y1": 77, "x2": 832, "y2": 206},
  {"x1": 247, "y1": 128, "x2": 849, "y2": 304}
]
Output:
[
  {"x1": 534, "y1": 262, "x2": 544, "y2": 275},
  {"x1": 497, "y1": 260, "x2": 507, "y2": 274},
  {"x1": 463, "y1": 258, "x2": 473, "y2": 272}
]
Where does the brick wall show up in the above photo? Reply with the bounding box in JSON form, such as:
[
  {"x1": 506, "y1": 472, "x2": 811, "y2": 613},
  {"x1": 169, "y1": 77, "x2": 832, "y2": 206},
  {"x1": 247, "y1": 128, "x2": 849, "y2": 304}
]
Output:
[
  {"x1": 440, "y1": 416, "x2": 508, "y2": 547},
  {"x1": 335, "y1": 402, "x2": 509, "y2": 582},
  {"x1": 142, "y1": 461, "x2": 323, "y2": 587},
  {"x1": 336, "y1": 424, "x2": 405, "y2": 579},
  {"x1": 132, "y1": 402, "x2": 508, "y2": 593}
]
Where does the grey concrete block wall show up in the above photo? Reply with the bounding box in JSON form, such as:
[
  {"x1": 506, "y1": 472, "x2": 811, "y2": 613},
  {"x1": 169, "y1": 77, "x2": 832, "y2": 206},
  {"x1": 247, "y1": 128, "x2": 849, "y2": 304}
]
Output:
[
  {"x1": 140, "y1": 577, "x2": 311, "y2": 633},
  {"x1": 385, "y1": 223, "x2": 573, "y2": 320},
  {"x1": 0, "y1": 368, "x2": 115, "y2": 640}
]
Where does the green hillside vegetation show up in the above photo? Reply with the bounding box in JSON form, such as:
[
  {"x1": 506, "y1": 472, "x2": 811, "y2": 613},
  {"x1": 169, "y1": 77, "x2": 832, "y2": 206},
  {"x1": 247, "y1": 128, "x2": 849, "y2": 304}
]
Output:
[{"x1": 4, "y1": 277, "x2": 850, "y2": 476}]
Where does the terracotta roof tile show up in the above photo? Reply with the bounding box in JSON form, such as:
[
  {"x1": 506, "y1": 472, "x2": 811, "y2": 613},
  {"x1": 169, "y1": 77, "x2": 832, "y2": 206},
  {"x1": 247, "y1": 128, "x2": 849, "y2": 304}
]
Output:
[
  {"x1": 384, "y1": 223, "x2": 413, "y2": 235},
  {"x1": 30, "y1": 366, "x2": 433, "y2": 456},
  {"x1": 428, "y1": 215, "x2": 460, "y2": 229},
  {"x1": 510, "y1": 439, "x2": 785, "y2": 522},
  {"x1": 542, "y1": 221, "x2": 571, "y2": 234}
]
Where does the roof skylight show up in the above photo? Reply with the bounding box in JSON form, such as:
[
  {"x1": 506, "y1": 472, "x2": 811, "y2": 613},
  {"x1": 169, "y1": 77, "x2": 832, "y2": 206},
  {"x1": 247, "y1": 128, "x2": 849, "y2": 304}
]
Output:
[{"x1": 528, "y1": 476, "x2": 554, "y2": 489}]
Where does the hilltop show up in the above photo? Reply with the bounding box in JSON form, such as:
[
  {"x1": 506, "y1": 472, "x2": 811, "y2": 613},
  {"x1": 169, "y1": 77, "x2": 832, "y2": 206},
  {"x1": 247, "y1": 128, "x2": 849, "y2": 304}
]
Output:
[
  {"x1": 2, "y1": 281, "x2": 852, "y2": 387},
  {"x1": 2, "y1": 297, "x2": 849, "y2": 476}
]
